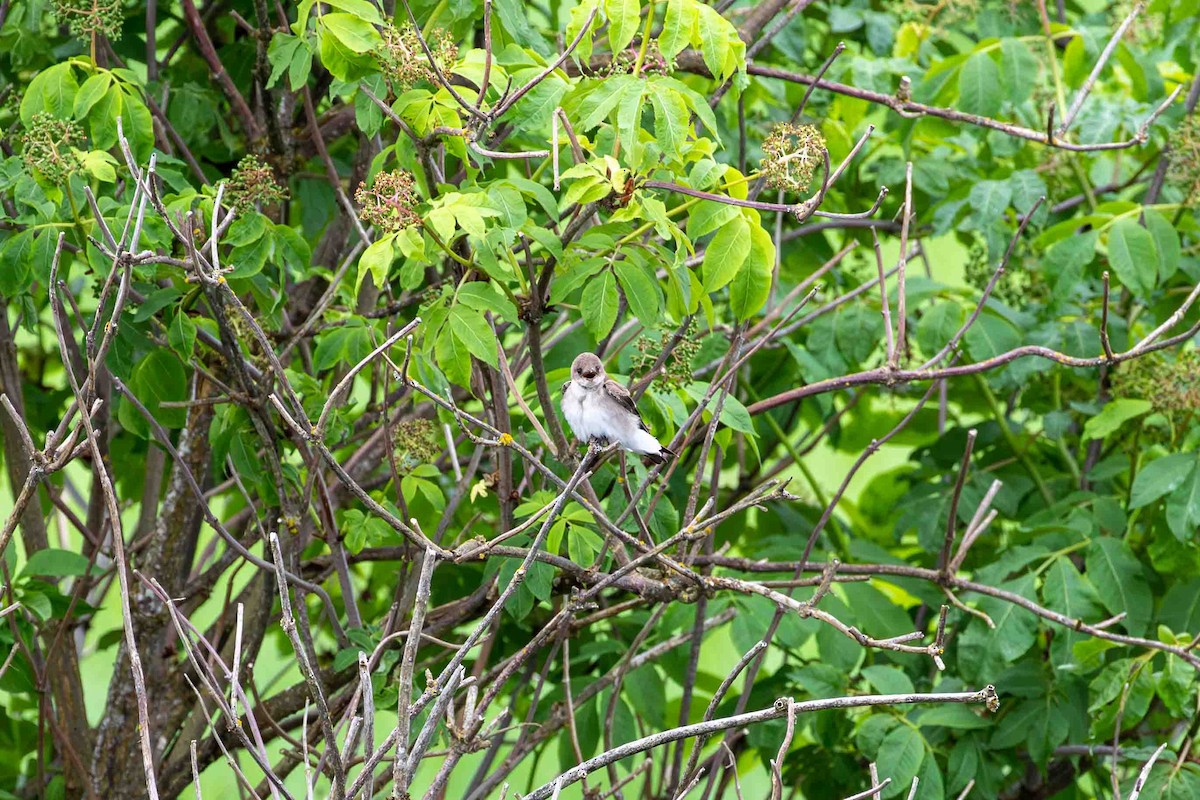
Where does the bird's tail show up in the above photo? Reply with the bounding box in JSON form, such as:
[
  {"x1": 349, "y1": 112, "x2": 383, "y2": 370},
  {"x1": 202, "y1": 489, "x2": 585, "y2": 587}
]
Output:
[
  {"x1": 629, "y1": 429, "x2": 674, "y2": 465},
  {"x1": 641, "y1": 445, "x2": 676, "y2": 467}
]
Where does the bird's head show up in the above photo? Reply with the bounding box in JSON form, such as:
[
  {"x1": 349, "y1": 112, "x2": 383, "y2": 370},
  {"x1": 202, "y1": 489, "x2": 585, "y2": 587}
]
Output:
[{"x1": 570, "y1": 353, "x2": 605, "y2": 390}]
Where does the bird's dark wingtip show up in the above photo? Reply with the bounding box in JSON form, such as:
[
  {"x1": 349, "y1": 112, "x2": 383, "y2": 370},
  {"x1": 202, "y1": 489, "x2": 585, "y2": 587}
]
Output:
[{"x1": 641, "y1": 447, "x2": 676, "y2": 467}]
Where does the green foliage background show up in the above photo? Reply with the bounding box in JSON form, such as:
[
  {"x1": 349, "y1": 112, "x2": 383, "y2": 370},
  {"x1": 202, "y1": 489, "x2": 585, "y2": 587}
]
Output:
[{"x1": 1, "y1": 0, "x2": 1200, "y2": 797}]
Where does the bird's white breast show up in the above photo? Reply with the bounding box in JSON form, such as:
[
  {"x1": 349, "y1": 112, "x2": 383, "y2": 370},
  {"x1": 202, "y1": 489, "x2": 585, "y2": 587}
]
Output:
[{"x1": 562, "y1": 384, "x2": 605, "y2": 442}]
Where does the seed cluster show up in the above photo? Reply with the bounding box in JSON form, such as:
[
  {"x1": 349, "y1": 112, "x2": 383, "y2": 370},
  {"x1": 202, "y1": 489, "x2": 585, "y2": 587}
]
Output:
[
  {"x1": 606, "y1": 42, "x2": 671, "y2": 77},
  {"x1": 355, "y1": 170, "x2": 421, "y2": 233},
  {"x1": 1168, "y1": 115, "x2": 1200, "y2": 206},
  {"x1": 52, "y1": 0, "x2": 124, "y2": 40},
  {"x1": 1114, "y1": 347, "x2": 1200, "y2": 417},
  {"x1": 226, "y1": 155, "x2": 287, "y2": 211},
  {"x1": 633, "y1": 322, "x2": 701, "y2": 392},
  {"x1": 375, "y1": 24, "x2": 458, "y2": 91},
  {"x1": 20, "y1": 113, "x2": 85, "y2": 185},
  {"x1": 963, "y1": 240, "x2": 1043, "y2": 309},
  {"x1": 392, "y1": 418, "x2": 439, "y2": 468},
  {"x1": 760, "y1": 123, "x2": 826, "y2": 193}
]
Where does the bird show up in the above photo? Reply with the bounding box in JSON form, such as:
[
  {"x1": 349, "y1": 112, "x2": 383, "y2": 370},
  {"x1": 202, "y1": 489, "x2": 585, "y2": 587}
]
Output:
[{"x1": 561, "y1": 353, "x2": 675, "y2": 465}]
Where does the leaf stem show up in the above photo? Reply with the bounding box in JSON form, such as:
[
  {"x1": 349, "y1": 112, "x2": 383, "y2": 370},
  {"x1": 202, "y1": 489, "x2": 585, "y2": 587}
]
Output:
[
  {"x1": 632, "y1": 0, "x2": 657, "y2": 77},
  {"x1": 421, "y1": 219, "x2": 472, "y2": 267}
]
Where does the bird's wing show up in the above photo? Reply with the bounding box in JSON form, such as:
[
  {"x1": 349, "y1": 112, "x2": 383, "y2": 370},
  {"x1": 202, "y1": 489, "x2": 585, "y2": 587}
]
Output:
[
  {"x1": 603, "y1": 379, "x2": 649, "y2": 431},
  {"x1": 561, "y1": 380, "x2": 572, "y2": 396}
]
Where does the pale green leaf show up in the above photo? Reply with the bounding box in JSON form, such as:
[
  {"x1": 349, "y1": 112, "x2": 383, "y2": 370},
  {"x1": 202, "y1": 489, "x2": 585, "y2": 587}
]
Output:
[
  {"x1": 450, "y1": 305, "x2": 499, "y2": 367},
  {"x1": 1107, "y1": 218, "x2": 1158, "y2": 297},
  {"x1": 958, "y1": 51, "x2": 1001, "y2": 116},
  {"x1": 701, "y1": 215, "x2": 750, "y2": 292},
  {"x1": 728, "y1": 220, "x2": 773, "y2": 320},
  {"x1": 581, "y1": 269, "x2": 619, "y2": 338},
  {"x1": 1082, "y1": 398, "x2": 1153, "y2": 441},
  {"x1": 605, "y1": 0, "x2": 640, "y2": 52}
]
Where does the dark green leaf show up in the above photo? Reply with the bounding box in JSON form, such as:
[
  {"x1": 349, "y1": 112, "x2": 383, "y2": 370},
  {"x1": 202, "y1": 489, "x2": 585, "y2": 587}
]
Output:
[
  {"x1": 1107, "y1": 218, "x2": 1158, "y2": 297},
  {"x1": 581, "y1": 269, "x2": 619, "y2": 339},
  {"x1": 21, "y1": 549, "x2": 95, "y2": 578},
  {"x1": 958, "y1": 51, "x2": 1002, "y2": 116}
]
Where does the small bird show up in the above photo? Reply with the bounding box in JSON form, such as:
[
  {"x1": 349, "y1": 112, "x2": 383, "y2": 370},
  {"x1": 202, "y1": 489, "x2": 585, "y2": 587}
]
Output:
[{"x1": 561, "y1": 353, "x2": 675, "y2": 465}]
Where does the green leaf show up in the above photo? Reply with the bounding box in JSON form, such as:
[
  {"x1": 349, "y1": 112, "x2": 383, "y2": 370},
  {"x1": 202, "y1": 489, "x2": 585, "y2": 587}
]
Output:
[
  {"x1": 605, "y1": 0, "x2": 640, "y2": 52},
  {"x1": 681, "y1": 383, "x2": 756, "y2": 436},
  {"x1": 458, "y1": 281, "x2": 519, "y2": 322},
  {"x1": 19, "y1": 63, "x2": 79, "y2": 124},
  {"x1": 450, "y1": 305, "x2": 499, "y2": 367},
  {"x1": 1158, "y1": 655, "x2": 1195, "y2": 717},
  {"x1": 915, "y1": 301, "x2": 962, "y2": 356},
  {"x1": 487, "y1": 185, "x2": 528, "y2": 230},
  {"x1": 1166, "y1": 465, "x2": 1200, "y2": 541},
  {"x1": 694, "y1": 4, "x2": 742, "y2": 81},
  {"x1": 581, "y1": 269, "x2": 619, "y2": 339},
  {"x1": 73, "y1": 73, "x2": 112, "y2": 120},
  {"x1": 967, "y1": 179, "x2": 1012, "y2": 223},
  {"x1": 1083, "y1": 398, "x2": 1153, "y2": 441},
  {"x1": 958, "y1": 51, "x2": 1001, "y2": 116},
  {"x1": 687, "y1": 199, "x2": 740, "y2": 240},
  {"x1": 1041, "y1": 556, "x2": 1104, "y2": 623},
  {"x1": 575, "y1": 75, "x2": 638, "y2": 132},
  {"x1": 1008, "y1": 169, "x2": 1047, "y2": 215},
  {"x1": 268, "y1": 33, "x2": 314, "y2": 90},
  {"x1": 1144, "y1": 209, "x2": 1180, "y2": 281},
  {"x1": 659, "y1": 0, "x2": 697, "y2": 59},
  {"x1": 728, "y1": 220, "x2": 773, "y2": 320},
  {"x1": 117, "y1": 350, "x2": 188, "y2": 436},
  {"x1": 860, "y1": 665, "x2": 914, "y2": 695},
  {"x1": 436, "y1": 323, "x2": 472, "y2": 387},
  {"x1": 614, "y1": 260, "x2": 661, "y2": 326},
  {"x1": 616, "y1": 83, "x2": 645, "y2": 162},
  {"x1": 21, "y1": 548, "x2": 95, "y2": 578},
  {"x1": 313, "y1": 320, "x2": 373, "y2": 371},
  {"x1": 648, "y1": 89, "x2": 689, "y2": 160},
  {"x1": 357, "y1": 234, "x2": 397, "y2": 293},
  {"x1": 320, "y1": 12, "x2": 381, "y2": 53},
  {"x1": 979, "y1": 574, "x2": 1039, "y2": 661},
  {"x1": 1130, "y1": 453, "x2": 1197, "y2": 509},
  {"x1": 917, "y1": 704, "x2": 992, "y2": 730},
  {"x1": 1086, "y1": 537, "x2": 1152, "y2": 634},
  {"x1": 655, "y1": 76, "x2": 719, "y2": 139},
  {"x1": 876, "y1": 725, "x2": 925, "y2": 798},
  {"x1": 565, "y1": 0, "x2": 600, "y2": 63},
  {"x1": 1000, "y1": 38, "x2": 1039, "y2": 103},
  {"x1": 1107, "y1": 218, "x2": 1158, "y2": 297},
  {"x1": 964, "y1": 313, "x2": 1020, "y2": 361},
  {"x1": 169, "y1": 312, "x2": 197, "y2": 360},
  {"x1": 701, "y1": 215, "x2": 750, "y2": 292},
  {"x1": 80, "y1": 150, "x2": 118, "y2": 182},
  {"x1": 0, "y1": 231, "x2": 34, "y2": 297},
  {"x1": 568, "y1": 526, "x2": 603, "y2": 566}
]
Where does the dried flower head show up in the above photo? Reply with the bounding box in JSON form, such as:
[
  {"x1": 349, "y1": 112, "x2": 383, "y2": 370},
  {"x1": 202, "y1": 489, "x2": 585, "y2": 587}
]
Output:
[
  {"x1": 21, "y1": 113, "x2": 85, "y2": 185},
  {"x1": 355, "y1": 170, "x2": 421, "y2": 233},
  {"x1": 225, "y1": 154, "x2": 287, "y2": 211},
  {"x1": 392, "y1": 419, "x2": 439, "y2": 468},
  {"x1": 963, "y1": 240, "x2": 1043, "y2": 310},
  {"x1": 1168, "y1": 115, "x2": 1200, "y2": 206},
  {"x1": 1113, "y1": 348, "x2": 1200, "y2": 418},
  {"x1": 761, "y1": 123, "x2": 826, "y2": 193},
  {"x1": 375, "y1": 24, "x2": 458, "y2": 90},
  {"x1": 53, "y1": 0, "x2": 124, "y2": 40}
]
